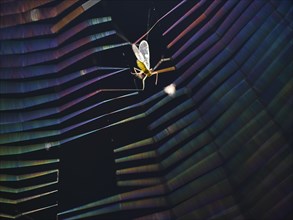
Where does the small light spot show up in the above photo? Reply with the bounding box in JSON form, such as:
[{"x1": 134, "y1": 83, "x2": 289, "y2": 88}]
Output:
[
  {"x1": 30, "y1": 9, "x2": 40, "y2": 21},
  {"x1": 45, "y1": 142, "x2": 52, "y2": 151},
  {"x1": 80, "y1": 70, "x2": 86, "y2": 75},
  {"x1": 164, "y1": 84, "x2": 176, "y2": 96}
]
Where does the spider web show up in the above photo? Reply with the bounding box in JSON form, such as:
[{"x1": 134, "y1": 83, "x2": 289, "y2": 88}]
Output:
[
  {"x1": 1, "y1": 0, "x2": 292, "y2": 220},
  {"x1": 59, "y1": 1, "x2": 293, "y2": 219}
]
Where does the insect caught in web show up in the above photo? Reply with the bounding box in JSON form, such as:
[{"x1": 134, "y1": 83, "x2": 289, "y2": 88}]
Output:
[
  {"x1": 101, "y1": 41, "x2": 176, "y2": 92},
  {"x1": 131, "y1": 40, "x2": 175, "y2": 90},
  {"x1": 101, "y1": 0, "x2": 185, "y2": 93}
]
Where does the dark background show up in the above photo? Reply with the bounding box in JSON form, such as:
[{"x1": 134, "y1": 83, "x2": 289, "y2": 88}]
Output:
[
  {"x1": 1, "y1": 1, "x2": 292, "y2": 220},
  {"x1": 58, "y1": 1, "x2": 180, "y2": 218}
]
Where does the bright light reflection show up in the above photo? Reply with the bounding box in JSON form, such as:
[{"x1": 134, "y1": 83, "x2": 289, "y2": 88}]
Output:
[{"x1": 164, "y1": 84, "x2": 176, "y2": 96}]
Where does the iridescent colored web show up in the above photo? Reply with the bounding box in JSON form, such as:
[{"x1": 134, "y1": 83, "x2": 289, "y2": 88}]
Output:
[
  {"x1": 0, "y1": 0, "x2": 134, "y2": 218},
  {"x1": 58, "y1": 0, "x2": 292, "y2": 219}
]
